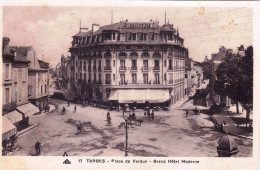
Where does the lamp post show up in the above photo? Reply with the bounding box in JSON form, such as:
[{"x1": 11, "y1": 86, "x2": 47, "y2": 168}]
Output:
[{"x1": 122, "y1": 103, "x2": 131, "y2": 157}]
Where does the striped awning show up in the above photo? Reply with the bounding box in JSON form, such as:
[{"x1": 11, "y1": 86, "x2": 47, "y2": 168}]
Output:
[
  {"x1": 16, "y1": 103, "x2": 40, "y2": 117},
  {"x1": 108, "y1": 89, "x2": 170, "y2": 103},
  {"x1": 6, "y1": 110, "x2": 23, "y2": 123},
  {"x1": 2, "y1": 116, "x2": 16, "y2": 140}
]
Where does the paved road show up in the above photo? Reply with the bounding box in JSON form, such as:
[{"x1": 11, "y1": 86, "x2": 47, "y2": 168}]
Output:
[{"x1": 9, "y1": 99, "x2": 252, "y2": 157}]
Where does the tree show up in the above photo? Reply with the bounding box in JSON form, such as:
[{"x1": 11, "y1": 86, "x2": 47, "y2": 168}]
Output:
[{"x1": 214, "y1": 46, "x2": 253, "y2": 122}]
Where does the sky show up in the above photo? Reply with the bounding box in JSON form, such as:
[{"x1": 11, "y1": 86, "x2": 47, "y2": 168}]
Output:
[{"x1": 3, "y1": 6, "x2": 253, "y2": 67}]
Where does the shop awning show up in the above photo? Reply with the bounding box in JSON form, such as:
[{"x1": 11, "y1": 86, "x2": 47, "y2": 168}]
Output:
[
  {"x1": 16, "y1": 103, "x2": 40, "y2": 117},
  {"x1": 108, "y1": 89, "x2": 170, "y2": 103},
  {"x1": 6, "y1": 110, "x2": 23, "y2": 124},
  {"x1": 2, "y1": 116, "x2": 17, "y2": 140}
]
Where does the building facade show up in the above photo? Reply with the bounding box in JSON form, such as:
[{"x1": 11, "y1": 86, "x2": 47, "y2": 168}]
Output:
[
  {"x1": 2, "y1": 38, "x2": 40, "y2": 136},
  {"x1": 69, "y1": 20, "x2": 187, "y2": 106},
  {"x1": 25, "y1": 47, "x2": 50, "y2": 110}
]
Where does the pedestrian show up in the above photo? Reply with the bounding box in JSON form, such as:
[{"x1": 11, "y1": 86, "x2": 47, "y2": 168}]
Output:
[
  {"x1": 62, "y1": 106, "x2": 66, "y2": 114},
  {"x1": 151, "y1": 110, "x2": 154, "y2": 120},
  {"x1": 35, "y1": 140, "x2": 41, "y2": 156},
  {"x1": 186, "y1": 110, "x2": 189, "y2": 117},
  {"x1": 74, "y1": 105, "x2": 77, "y2": 112},
  {"x1": 67, "y1": 101, "x2": 70, "y2": 107},
  {"x1": 194, "y1": 107, "x2": 199, "y2": 115},
  {"x1": 63, "y1": 152, "x2": 68, "y2": 156},
  {"x1": 144, "y1": 111, "x2": 147, "y2": 116}
]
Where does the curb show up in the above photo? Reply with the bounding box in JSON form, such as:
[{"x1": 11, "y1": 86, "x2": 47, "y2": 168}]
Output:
[{"x1": 17, "y1": 124, "x2": 40, "y2": 137}]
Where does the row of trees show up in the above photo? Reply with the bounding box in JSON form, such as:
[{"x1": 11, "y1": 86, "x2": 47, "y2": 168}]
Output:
[{"x1": 214, "y1": 46, "x2": 253, "y2": 121}]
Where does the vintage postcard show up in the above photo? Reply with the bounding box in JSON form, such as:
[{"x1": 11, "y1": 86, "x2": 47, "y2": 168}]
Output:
[{"x1": 0, "y1": 1, "x2": 259, "y2": 170}]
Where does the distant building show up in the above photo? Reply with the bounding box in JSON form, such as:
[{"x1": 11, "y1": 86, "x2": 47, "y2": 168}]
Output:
[
  {"x1": 55, "y1": 54, "x2": 71, "y2": 90},
  {"x1": 69, "y1": 19, "x2": 187, "y2": 106}
]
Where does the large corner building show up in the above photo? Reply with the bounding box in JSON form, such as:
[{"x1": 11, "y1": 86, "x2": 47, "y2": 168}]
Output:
[{"x1": 69, "y1": 20, "x2": 187, "y2": 106}]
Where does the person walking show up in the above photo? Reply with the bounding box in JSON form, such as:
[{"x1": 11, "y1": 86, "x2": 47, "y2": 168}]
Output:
[
  {"x1": 35, "y1": 140, "x2": 41, "y2": 156},
  {"x1": 151, "y1": 110, "x2": 155, "y2": 120},
  {"x1": 74, "y1": 105, "x2": 77, "y2": 113},
  {"x1": 62, "y1": 106, "x2": 66, "y2": 115},
  {"x1": 67, "y1": 101, "x2": 70, "y2": 107}
]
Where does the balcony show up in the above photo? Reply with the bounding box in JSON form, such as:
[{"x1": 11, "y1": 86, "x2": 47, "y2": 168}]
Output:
[
  {"x1": 2, "y1": 101, "x2": 17, "y2": 113},
  {"x1": 141, "y1": 66, "x2": 149, "y2": 72},
  {"x1": 153, "y1": 66, "x2": 160, "y2": 71},
  {"x1": 105, "y1": 80, "x2": 111, "y2": 84},
  {"x1": 143, "y1": 80, "x2": 151, "y2": 84},
  {"x1": 93, "y1": 66, "x2": 97, "y2": 71},
  {"x1": 119, "y1": 66, "x2": 127, "y2": 71},
  {"x1": 88, "y1": 67, "x2": 91, "y2": 72},
  {"x1": 153, "y1": 80, "x2": 160, "y2": 84},
  {"x1": 168, "y1": 67, "x2": 173, "y2": 71},
  {"x1": 104, "y1": 66, "x2": 111, "y2": 71},
  {"x1": 119, "y1": 81, "x2": 128, "y2": 85},
  {"x1": 131, "y1": 66, "x2": 137, "y2": 71},
  {"x1": 168, "y1": 80, "x2": 174, "y2": 84},
  {"x1": 98, "y1": 66, "x2": 102, "y2": 71},
  {"x1": 83, "y1": 66, "x2": 87, "y2": 71},
  {"x1": 131, "y1": 81, "x2": 137, "y2": 84}
]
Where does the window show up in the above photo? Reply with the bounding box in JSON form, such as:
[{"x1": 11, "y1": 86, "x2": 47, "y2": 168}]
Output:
[
  {"x1": 22, "y1": 69, "x2": 26, "y2": 81},
  {"x1": 84, "y1": 73, "x2": 86, "y2": 81},
  {"x1": 132, "y1": 74, "x2": 137, "y2": 84},
  {"x1": 120, "y1": 74, "x2": 125, "y2": 84},
  {"x1": 169, "y1": 60, "x2": 173, "y2": 70},
  {"x1": 113, "y1": 74, "x2": 115, "y2": 81},
  {"x1": 76, "y1": 61, "x2": 78, "y2": 67},
  {"x1": 154, "y1": 60, "x2": 160, "y2": 68},
  {"x1": 143, "y1": 74, "x2": 148, "y2": 84},
  {"x1": 169, "y1": 73, "x2": 173, "y2": 84},
  {"x1": 120, "y1": 60, "x2": 125, "y2": 70},
  {"x1": 99, "y1": 74, "x2": 101, "y2": 83},
  {"x1": 164, "y1": 73, "x2": 166, "y2": 81},
  {"x1": 105, "y1": 74, "x2": 111, "y2": 84},
  {"x1": 80, "y1": 73, "x2": 82, "y2": 80},
  {"x1": 143, "y1": 33, "x2": 147, "y2": 41},
  {"x1": 14, "y1": 69, "x2": 18, "y2": 82},
  {"x1": 98, "y1": 60, "x2": 102, "y2": 69},
  {"x1": 28, "y1": 85, "x2": 32, "y2": 97},
  {"x1": 5, "y1": 88, "x2": 10, "y2": 104},
  {"x1": 132, "y1": 60, "x2": 137, "y2": 69},
  {"x1": 89, "y1": 73, "x2": 91, "y2": 81},
  {"x1": 79, "y1": 61, "x2": 82, "y2": 67},
  {"x1": 41, "y1": 85, "x2": 43, "y2": 95},
  {"x1": 106, "y1": 60, "x2": 111, "y2": 67},
  {"x1": 113, "y1": 60, "x2": 115, "y2": 66},
  {"x1": 84, "y1": 61, "x2": 86, "y2": 66},
  {"x1": 5, "y1": 64, "x2": 9, "y2": 79},
  {"x1": 14, "y1": 84, "x2": 18, "y2": 102},
  {"x1": 164, "y1": 60, "x2": 166, "y2": 67},
  {"x1": 94, "y1": 74, "x2": 96, "y2": 82},
  {"x1": 154, "y1": 73, "x2": 160, "y2": 84},
  {"x1": 132, "y1": 33, "x2": 136, "y2": 41},
  {"x1": 45, "y1": 84, "x2": 47, "y2": 94},
  {"x1": 143, "y1": 60, "x2": 148, "y2": 68},
  {"x1": 75, "y1": 73, "x2": 78, "y2": 80}
]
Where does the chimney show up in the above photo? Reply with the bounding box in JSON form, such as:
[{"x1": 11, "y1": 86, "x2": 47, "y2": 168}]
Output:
[{"x1": 92, "y1": 24, "x2": 100, "y2": 33}]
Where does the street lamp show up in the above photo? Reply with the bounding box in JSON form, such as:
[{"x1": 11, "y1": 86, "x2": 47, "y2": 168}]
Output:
[{"x1": 122, "y1": 103, "x2": 131, "y2": 156}]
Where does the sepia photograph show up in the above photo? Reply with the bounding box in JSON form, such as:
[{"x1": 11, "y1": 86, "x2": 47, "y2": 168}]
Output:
[{"x1": 1, "y1": 5, "x2": 254, "y2": 159}]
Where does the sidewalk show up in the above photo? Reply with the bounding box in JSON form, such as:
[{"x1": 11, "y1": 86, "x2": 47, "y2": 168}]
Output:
[
  {"x1": 30, "y1": 104, "x2": 56, "y2": 117},
  {"x1": 170, "y1": 97, "x2": 189, "y2": 109},
  {"x1": 213, "y1": 115, "x2": 252, "y2": 140}
]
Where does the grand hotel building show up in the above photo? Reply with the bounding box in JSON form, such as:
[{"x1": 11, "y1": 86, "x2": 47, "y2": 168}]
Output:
[{"x1": 69, "y1": 20, "x2": 187, "y2": 106}]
